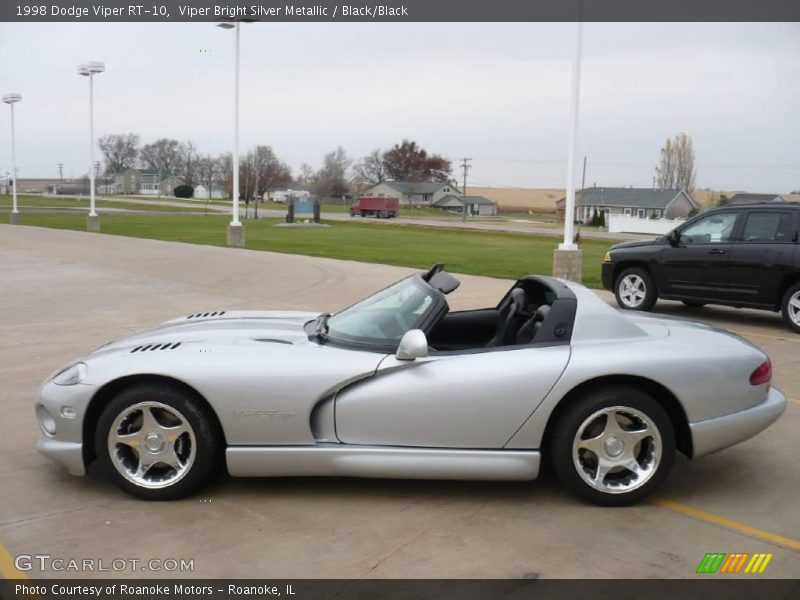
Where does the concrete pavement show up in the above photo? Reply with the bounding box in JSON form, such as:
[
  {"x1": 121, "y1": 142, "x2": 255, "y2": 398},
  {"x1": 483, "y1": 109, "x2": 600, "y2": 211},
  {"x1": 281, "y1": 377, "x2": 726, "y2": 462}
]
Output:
[{"x1": 0, "y1": 224, "x2": 797, "y2": 579}]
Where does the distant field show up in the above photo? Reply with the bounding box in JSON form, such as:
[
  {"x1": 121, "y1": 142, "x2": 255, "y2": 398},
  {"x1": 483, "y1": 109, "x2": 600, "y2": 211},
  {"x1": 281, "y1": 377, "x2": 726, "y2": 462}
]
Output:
[{"x1": 11, "y1": 213, "x2": 612, "y2": 288}]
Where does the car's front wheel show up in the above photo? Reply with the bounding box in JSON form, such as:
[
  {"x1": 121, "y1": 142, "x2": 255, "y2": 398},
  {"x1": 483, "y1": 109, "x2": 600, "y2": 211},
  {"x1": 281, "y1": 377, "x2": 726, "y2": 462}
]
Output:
[
  {"x1": 95, "y1": 383, "x2": 222, "y2": 500},
  {"x1": 781, "y1": 282, "x2": 800, "y2": 334},
  {"x1": 549, "y1": 386, "x2": 675, "y2": 506},
  {"x1": 614, "y1": 267, "x2": 657, "y2": 311}
]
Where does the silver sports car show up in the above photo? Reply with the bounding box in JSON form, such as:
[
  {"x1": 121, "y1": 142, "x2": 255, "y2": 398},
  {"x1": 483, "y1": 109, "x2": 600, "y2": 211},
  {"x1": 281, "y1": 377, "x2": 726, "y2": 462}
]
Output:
[{"x1": 36, "y1": 265, "x2": 786, "y2": 505}]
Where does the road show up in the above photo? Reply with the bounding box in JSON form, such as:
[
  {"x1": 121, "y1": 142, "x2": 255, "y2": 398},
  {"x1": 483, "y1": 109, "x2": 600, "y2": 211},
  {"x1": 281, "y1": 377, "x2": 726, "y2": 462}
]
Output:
[{"x1": 0, "y1": 225, "x2": 796, "y2": 579}]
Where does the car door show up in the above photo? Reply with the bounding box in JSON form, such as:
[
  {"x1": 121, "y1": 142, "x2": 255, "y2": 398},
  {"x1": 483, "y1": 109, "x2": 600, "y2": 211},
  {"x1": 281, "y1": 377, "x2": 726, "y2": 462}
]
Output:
[
  {"x1": 656, "y1": 210, "x2": 741, "y2": 300},
  {"x1": 726, "y1": 210, "x2": 798, "y2": 306},
  {"x1": 333, "y1": 345, "x2": 570, "y2": 449}
]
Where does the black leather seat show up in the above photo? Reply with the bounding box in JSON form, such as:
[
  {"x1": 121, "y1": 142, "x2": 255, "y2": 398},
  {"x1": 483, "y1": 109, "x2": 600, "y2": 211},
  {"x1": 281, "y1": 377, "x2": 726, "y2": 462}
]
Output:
[
  {"x1": 487, "y1": 288, "x2": 527, "y2": 347},
  {"x1": 516, "y1": 304, "x2": 550, "y2": 345}
]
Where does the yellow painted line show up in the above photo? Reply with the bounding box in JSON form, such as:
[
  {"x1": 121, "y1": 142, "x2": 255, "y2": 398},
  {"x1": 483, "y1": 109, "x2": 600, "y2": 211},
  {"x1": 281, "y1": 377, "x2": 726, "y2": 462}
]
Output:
[
  {"x1": 651, "y1": 497, "x2": 800, "y2": 552},
  {"x1": 788, "y1": 397, "x2": 800, "y2": 405},
  {"x1": 0, "y1": 539, "x2": 28, "y2": 580}
]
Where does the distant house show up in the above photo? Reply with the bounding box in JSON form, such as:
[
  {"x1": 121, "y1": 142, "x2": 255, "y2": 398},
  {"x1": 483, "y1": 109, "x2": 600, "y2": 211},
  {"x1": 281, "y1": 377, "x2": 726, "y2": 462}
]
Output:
[
  {"x1": 726, "y1": 193, "x2": 788, "y2": 205},
  {"x1": 266, "y1": 189, "x2": 311, "y2": 203},
  {"x1": 363, "y1": 181, "x2": 459, "y2": 206},
  {"x1": 193, "y1": 185, "x2": 227, "y2": 200},
  {"x1": 433, "y1": 194, "x2": 498, "y2": 216},
  {"x1": 113, "y1": 168, "x2": 182, "y2": 196},
  {"x1": 555, "y1": 187, "x2": 699, "y2": 223}
]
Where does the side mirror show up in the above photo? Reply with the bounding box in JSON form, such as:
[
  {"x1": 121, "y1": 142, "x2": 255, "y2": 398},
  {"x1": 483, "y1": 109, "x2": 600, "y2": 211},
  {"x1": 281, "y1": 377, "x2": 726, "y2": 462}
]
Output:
[
  {"x1": 396, "y1": 329, "x2": 429, "y2": 361},
  {"x1": 667, "y1": 230, "x2": 680, "y2": 246}
]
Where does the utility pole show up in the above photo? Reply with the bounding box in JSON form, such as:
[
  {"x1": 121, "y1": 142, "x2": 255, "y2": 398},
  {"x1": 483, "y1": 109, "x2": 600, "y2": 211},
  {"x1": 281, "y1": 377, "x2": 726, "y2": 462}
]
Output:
[
  {"x1": 581, "y1": 156, "x2": 587, "y2": 191},
  {"x1": 460, "y1": 157, "x2": 471, "y2": 222}
]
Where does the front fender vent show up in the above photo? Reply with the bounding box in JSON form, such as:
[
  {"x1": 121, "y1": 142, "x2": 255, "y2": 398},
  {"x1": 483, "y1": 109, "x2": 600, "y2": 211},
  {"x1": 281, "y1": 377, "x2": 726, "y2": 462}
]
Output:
[
  {"x1": 131, "y1": 342, "x2": 182, "y2": 353},
  {"x1": 186, "y1": 311, "x2": 226, "y2": 320}
]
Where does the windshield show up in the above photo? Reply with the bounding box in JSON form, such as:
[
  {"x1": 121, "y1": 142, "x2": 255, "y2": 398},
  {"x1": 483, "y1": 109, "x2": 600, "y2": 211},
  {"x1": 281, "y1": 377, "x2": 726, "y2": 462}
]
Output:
[{"x1": 326, "y1": 276, "x2": 440, "y2": 344}]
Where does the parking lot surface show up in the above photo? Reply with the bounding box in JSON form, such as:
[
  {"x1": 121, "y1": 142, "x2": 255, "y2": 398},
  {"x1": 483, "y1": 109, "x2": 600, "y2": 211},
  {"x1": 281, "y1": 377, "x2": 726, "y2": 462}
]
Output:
[{"x1": 0, "y1": 225, "x2": 797, "y2": 579}]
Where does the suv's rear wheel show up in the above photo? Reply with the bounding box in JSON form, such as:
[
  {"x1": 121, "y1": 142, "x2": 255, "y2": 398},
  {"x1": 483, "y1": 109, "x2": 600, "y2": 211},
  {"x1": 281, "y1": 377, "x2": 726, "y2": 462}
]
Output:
[
  {"x1": 781, "y1": 282, "x2": 800, "y2": 333},
  {"x1": 614, "y1": 267, "x2": 657, "y2": 311}
]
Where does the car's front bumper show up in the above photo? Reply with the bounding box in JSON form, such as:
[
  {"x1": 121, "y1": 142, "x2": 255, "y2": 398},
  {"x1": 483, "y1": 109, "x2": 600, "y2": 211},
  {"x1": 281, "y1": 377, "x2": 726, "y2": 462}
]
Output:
[
  {"x1": 601, "y1": 262, "x2": 615, "y2": 291},
  {"x1": 690, "y1": 386, "x2": 786, "y2": 458},
  {"x1": 35, "y1": 379, "x2": 96, "y2": 477}
]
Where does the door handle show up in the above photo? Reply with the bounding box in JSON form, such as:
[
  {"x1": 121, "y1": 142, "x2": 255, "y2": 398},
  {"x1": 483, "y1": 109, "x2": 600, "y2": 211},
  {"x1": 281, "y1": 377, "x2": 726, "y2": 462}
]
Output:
[{"x1": 708, "y1": 248, "x2": 726, "y2": 255}]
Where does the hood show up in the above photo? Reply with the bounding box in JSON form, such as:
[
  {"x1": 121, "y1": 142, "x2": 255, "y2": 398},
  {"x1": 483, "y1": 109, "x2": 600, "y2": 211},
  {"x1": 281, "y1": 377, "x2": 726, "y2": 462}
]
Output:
[
  {"x1": 90, "y1": 310, "x2": 321, "y2": 355},
  {"x1": 610, "y1": 238, "x2": 663, "y2": 251}
]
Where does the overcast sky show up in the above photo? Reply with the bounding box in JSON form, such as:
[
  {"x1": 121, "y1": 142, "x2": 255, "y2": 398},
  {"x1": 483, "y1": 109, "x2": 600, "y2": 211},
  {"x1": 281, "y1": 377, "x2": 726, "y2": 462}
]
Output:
[{"x1": 0, "y1": 22, "x2": 798, "y2": 191}]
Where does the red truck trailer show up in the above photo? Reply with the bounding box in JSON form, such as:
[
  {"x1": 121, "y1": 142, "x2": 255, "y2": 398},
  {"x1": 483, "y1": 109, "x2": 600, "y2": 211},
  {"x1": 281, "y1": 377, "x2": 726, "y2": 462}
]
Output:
[{"x1": 350, "y1": 196, "x2": 399, "y2": 218}]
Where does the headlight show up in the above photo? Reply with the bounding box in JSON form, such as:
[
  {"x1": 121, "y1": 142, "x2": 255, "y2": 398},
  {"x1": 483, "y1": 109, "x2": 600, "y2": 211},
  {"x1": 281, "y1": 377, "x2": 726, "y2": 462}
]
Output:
[
  {"x1": 603, "y1": 251, "x2": 612, "y2": 262},
  {"x1": 52, "y1": 363, "x2": 87, "y2": 386}
]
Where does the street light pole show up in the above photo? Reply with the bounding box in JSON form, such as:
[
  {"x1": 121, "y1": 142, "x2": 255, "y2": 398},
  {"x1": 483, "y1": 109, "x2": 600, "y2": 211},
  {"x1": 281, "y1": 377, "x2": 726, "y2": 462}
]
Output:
[
  {"x1": 78, "y1": 61, "x2": 105, "y2": 232},
  {"x1": 553, "y1": 19, "x2": 584, "y2": 282},
  {"x1": 2, "y1": 93, "x2": 22, "y2": 224},
  {"x1": 218, "y1": 20, "x2": 246, "y2": 247}
]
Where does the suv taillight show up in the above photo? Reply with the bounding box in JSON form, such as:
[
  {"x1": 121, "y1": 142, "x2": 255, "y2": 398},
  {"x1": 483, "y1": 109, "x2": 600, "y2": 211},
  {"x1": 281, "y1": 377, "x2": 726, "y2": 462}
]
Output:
[{"x1": 749, "y1": 359, "x2": 772, "y2": 386}]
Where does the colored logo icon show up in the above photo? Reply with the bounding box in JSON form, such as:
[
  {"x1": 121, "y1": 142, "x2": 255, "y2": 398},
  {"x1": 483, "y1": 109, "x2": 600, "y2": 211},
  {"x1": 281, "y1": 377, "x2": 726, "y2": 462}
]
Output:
[{"x1": 696, "y1": 552, "x2": 773, "y2": 574}]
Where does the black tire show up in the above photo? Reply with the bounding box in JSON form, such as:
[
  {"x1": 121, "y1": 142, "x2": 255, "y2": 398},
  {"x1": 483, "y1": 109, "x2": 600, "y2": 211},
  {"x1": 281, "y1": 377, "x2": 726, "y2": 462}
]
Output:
[
  {"x1": 682, "y1": 300, "x2": 706, "y2": 308},
  {"x1": 614, "y1": 267, "x2": 657, "y2": 311},
  {"x1": 548, "y1": 385, "x2": 675, "y2": 506},
  {"x1": 95, "y1": 383, "x2": 223, "y2": 500},
  {"x1": 780, "y1": 282, "x2": 800, "y2": 334}
]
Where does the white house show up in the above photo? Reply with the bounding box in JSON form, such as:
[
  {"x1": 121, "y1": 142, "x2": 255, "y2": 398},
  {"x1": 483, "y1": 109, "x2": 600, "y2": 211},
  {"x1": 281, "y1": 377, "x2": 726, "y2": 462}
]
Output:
[
  {"x1": 363, "y1": 181, "x2": 459, "y2": 206},
  {"x1": 267, "y1": 189, "x2": 311, "y2": 203},
  {"x1": 556, "y1": 187, "x2": 699, "y2": 223},
  {"x1": 193, "y1": 185, "x2": 226, "y2": 200}
]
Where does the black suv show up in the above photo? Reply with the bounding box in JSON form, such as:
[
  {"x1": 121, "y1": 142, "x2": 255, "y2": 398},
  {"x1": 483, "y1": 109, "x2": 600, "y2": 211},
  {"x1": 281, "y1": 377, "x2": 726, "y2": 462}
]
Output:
[{"x1": 602, "y1": 203, "x2": 800, "y2": 332}]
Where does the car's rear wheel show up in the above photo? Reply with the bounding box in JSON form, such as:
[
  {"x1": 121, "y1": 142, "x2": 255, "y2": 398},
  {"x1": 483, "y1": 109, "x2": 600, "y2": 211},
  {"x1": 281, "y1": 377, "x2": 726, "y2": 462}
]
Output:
[
  {"x1": 781, "y1": 282, "x2": 800, "y2": 333},
  {"x1": 96, "y1": 383, "x2": 222, "y2": 500},
  {"x1": 682, "y1": 300, "x2": 706, "y2": 308},
  {"x1": 549, "y1": 386, "x2": 675, "y2": 506},
  {"x1": 614, "y1": 267, "x2": 657, "y2": 311}
]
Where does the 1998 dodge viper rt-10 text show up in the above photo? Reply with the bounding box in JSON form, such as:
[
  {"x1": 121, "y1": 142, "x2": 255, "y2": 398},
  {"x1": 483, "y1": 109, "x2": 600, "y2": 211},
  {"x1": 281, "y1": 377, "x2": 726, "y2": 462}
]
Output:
[{"x1": 36, "y1": 265, "x2": 785, "y2": 505}]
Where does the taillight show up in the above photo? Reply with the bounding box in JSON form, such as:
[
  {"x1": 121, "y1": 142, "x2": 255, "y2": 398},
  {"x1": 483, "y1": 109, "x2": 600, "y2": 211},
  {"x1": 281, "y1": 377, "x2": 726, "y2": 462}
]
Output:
[{"x1": 749, "y1": 359, "x2": 772, "y2": 386}]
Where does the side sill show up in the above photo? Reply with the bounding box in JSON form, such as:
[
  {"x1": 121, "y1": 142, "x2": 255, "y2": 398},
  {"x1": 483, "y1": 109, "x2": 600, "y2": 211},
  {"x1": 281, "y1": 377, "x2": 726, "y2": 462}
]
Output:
[{"x1": 226, "y1": 445, "x2": 540, "y2": 481}]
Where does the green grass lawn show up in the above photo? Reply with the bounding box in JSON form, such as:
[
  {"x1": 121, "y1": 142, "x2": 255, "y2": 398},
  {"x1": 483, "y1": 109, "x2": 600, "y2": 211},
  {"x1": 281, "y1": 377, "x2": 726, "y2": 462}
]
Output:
[
  {"x1": 0, "y1": 194, "x2": 200, "y2": 213},
  {"x1": 9, "y1": 212, "x2": 611, "y2": 287}
]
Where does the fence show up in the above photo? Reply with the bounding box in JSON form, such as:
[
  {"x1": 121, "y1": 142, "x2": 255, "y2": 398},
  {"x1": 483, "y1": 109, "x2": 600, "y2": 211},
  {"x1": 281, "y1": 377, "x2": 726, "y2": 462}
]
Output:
[{"x1": 608, "y1": 214, "x2": 685, "y2": 235}]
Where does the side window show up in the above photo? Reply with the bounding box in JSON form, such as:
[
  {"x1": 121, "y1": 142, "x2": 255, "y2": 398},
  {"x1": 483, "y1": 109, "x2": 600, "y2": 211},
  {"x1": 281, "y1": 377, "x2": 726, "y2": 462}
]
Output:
[
  {"x1": 680, "y1": 212, "x2": 739, "y2": 245},
  {"x1": 740, "y1": 212, "x2": 794, "y2": 244}
]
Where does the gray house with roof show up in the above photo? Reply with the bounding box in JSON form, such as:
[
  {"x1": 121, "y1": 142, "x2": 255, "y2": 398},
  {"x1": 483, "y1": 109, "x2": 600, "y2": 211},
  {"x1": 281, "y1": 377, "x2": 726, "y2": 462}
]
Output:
[
  {"x1": 362, "y1": 181, "x2": 459, "y2": 206},
  {"x1": 556, "y1": 187, "x2": 699, "y2": 223},
  {"x1": 113, "y1": 168, "x2": 182, "y2": 196},
  {"x1": 433, "y1": 194, "x2": 497, "y2": 216}
]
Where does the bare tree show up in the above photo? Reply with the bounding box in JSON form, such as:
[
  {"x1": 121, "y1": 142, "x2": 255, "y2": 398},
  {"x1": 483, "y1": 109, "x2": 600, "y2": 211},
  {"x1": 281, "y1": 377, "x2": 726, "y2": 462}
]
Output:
[
  {"x1": 297, "y1": 163, "x2": 315, "y2": 186},
  {"x1": 179, "y1": 142, "x2": 200, "y2": 187},
  {"x1": 353, "y1": 149, "x2": 387, "y2": 186},
  {"x1": 313, "y1": 147, "x2": 351, "y2": 199},
  {"x1": 655, "y1": 132, "x2": 696, "y2": 195},
  {"x1": 217, "y1": 152, "x2": 233, "y2": 199},
  {"x1": 98, "y1": 133, "x2": 139, "y2": 173},
  {"x1": 252, "y1": 145, "x2": 292, "y2": 199},
  {"x1": 197, "y1": 154, "x2": 219, "y2": 213},
  {"x1": 140, "y1": 138, "x2": 183, "y2": 176}
]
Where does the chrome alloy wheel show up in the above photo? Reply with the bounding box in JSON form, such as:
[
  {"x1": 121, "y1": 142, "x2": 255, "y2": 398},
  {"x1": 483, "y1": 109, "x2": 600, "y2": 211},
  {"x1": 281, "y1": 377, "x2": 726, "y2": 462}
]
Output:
[
  {"x1": 572, "y1": 406, "x2": 662, "y2": 494},
  {"x1": 619, "y1": 274, "x2": 647, "y2": 308},
  {"x1": 788, "y1": 291, "x2": 800, "y2": 327},
  {"x1": 107, "y1": 401, "x2": 196, "y2": 489}
]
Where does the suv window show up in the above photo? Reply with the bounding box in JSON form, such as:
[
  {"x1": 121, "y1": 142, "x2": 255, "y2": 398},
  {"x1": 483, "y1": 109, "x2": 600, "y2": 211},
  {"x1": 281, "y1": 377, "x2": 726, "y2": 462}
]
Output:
[
  {"x1": 740, "y1": 211, "x2": 795, "y2": 244},
  {"x1": 680, "y1": 212, "x2": 738, "y2": 245}
]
